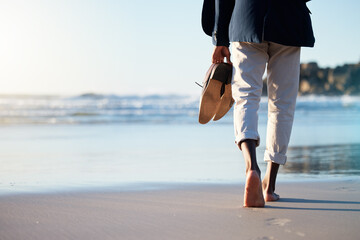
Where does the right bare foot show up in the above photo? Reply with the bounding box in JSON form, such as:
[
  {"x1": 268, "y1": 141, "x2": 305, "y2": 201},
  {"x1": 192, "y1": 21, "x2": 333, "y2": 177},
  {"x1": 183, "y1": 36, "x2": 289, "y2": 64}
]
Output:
[
  {"x1": 263, "y1": 192, "x2": 280, "y2": 202},
  {"x1": 262, "y1": 162, "x2": 280, "y2": 202},
  {"x1": 243, "y1": 170, "x2": 265, "y2": 207}
]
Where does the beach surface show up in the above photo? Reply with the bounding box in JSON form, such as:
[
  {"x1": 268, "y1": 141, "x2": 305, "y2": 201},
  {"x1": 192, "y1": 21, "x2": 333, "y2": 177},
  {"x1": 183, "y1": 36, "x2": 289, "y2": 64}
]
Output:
[{"x1": 1, "y1": 180, "x2": 359, "y2": 240}]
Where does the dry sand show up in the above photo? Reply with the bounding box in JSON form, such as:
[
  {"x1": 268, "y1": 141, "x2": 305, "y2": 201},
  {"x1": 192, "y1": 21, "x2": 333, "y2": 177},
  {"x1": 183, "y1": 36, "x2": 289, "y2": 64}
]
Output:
[{"x1": 0, "y1": 180, "x2": 359, "y2": 240}]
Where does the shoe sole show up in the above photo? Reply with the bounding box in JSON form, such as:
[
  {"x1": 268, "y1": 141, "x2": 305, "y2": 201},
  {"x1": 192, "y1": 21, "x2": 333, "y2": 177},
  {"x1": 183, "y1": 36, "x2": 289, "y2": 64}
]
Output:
[
  {"x1": 198, "y1": 79, "x2": 222, "y2": 124},
  {"x1": 213, "y1": 83, "x2": 234, "y2": 121}
]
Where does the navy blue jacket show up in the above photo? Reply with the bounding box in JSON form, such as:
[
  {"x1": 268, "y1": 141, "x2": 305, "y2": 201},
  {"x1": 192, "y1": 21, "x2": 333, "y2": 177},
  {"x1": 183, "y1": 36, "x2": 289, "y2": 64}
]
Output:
[{"x1": 201, "y1": 0, "x2": 315, "y2": 47}]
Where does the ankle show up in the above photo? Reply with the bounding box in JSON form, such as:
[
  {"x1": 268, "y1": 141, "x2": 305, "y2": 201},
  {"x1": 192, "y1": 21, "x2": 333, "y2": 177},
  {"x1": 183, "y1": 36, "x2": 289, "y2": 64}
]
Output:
[
  {"x1": 264, "y1": 186, "x2": 273, "y2": 194},
  {"x1": 262, "y1": 177, "x2": 273, "y2": 193},
  {"x1": 262, "y1": 180, "x2": 269, "y2": 191},
  {"x1": 246, "y1": 167, "x2": 261, "y2": 178}
]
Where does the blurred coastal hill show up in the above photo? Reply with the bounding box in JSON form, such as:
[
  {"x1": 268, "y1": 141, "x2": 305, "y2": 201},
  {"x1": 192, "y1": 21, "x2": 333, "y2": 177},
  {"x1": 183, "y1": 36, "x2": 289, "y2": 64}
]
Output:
[{"x1": 263, "y1": 61, "x2": 360, "y2": 95}]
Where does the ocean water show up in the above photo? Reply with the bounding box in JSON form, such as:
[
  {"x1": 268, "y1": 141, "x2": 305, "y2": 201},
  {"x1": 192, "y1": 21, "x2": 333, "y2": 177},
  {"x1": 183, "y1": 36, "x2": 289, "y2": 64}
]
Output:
[{"x1": 0, "y1": 94, "x2": 359, "y2": 194}]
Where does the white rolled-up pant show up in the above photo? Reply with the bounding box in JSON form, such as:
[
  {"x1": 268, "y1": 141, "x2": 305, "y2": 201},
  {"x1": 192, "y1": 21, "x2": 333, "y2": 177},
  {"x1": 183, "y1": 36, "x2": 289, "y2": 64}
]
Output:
[{"x1": 231, "y1": 41, "x2": 300, "y2": 165}]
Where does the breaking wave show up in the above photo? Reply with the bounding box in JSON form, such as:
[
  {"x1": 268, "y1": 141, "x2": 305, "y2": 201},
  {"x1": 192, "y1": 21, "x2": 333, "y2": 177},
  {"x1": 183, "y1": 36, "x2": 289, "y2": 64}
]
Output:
[{"x1": 0, "y1": 94, "x2": 359, "y2": 125}]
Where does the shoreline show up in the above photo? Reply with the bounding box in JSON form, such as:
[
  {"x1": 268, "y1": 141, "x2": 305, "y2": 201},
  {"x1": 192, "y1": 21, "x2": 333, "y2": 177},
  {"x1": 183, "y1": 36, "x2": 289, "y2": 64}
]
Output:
[
  {"x1": 1, "y1": 175, "x2": 360, "y2": 196},
  {"x1": 1, "y1": 180, "x2": 359, "y2": 240}
]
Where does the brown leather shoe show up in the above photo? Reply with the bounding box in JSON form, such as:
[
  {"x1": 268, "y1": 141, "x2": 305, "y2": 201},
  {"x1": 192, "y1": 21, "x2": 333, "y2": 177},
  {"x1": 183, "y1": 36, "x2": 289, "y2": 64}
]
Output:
[
  {"x1": 199, "y1": 63, "x2": 233, "y2": 124},
  {"x1": 213, "y1": 63, "x2": 234, "y2": 121}
]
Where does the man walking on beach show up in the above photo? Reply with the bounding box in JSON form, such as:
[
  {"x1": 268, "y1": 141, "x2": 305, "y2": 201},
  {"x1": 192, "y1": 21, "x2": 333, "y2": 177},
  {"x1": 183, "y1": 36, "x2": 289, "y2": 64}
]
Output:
[{"x1": 204, "y1": 0, "x2": 314, "y2": 207}]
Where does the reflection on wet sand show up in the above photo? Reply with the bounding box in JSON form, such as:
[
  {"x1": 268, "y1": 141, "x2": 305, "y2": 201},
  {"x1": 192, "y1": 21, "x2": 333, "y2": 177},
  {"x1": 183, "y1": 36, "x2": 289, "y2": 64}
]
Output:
[{"x1": 282, "y1": 143, "x2": 360, "y2": 175}]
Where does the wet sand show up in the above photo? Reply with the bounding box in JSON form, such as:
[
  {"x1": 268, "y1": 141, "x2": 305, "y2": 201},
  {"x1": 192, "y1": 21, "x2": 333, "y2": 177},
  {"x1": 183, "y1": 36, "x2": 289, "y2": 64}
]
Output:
[{"x1": 0, "y1": 180, "x2": 359, "y2": 240}]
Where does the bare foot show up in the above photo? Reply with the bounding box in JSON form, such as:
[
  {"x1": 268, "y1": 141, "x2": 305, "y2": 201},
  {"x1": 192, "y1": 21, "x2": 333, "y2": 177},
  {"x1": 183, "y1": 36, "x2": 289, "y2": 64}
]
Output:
[
  {"x1": 263, "y1": 192, "x2": 280, "y2": 202},
  {"x1": 262, "y1": 162, "x2": 280, "y2": 202},
  {"x1": 262, "y1": 180, "x2": 280, "y2": 202},
  {"x1": 243, "y1": 170, "x2": 265, "y2": 207}
]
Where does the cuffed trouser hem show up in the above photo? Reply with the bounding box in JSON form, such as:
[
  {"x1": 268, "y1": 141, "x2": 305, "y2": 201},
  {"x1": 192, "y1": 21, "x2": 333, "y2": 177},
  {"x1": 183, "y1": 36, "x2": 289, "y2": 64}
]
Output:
[
  {"x1": 235, "y1": 131, "x2": 260, "y2": 149},
  {"x1": 264, "y1": 151, "x2": 287, "y2": 165}
]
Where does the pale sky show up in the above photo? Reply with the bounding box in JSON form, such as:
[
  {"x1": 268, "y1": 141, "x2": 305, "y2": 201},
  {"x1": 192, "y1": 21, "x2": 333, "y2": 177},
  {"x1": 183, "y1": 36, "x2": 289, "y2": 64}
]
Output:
[{"x1": 0, "y1": 0, "x2": 359, "y2": 95}]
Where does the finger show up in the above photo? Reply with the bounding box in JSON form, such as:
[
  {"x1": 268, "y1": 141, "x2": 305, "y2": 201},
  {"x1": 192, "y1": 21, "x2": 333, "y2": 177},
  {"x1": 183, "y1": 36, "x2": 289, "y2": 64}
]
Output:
[
  {"x1": 211, "y1": 56, "x2": 217, "y2": 63},
  {"x1": 225, "y1": 53, "x2": 232, "y2": 65},
  {"x1": 227, "y1": 56, "x2": 232, "y2": 65},
  {"x1": 219, "y1": 55, "x2": 225, "y2": 63},
  {"x1": 212, "y1": 55, "x2": 220, "y2": 63},
  {"x1": 212, "y1": 47, "x2": 222, "y2": 63},
  {"x1": 212, "y1": 58, "x2": 223, "y2": 64}
]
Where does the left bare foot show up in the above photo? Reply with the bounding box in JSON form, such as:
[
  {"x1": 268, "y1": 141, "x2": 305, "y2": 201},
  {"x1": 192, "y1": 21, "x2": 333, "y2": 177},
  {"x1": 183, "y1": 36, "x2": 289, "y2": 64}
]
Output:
[{"x1": 243, "y1": 171, "x2": 265, "y2": 207}]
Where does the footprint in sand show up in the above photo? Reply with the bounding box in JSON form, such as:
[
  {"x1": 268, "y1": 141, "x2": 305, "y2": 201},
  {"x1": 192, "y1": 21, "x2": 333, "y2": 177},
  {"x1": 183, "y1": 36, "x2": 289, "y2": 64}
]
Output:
[
  {"x1": 296, "y1": 231, "x2": 306, "y2": 237},
  {"x1": 266, "y1": 218, "x2": 291, "y2": 227},
  {"x1": 253, "y1": 236, "x2": 277, "y2": 240}
]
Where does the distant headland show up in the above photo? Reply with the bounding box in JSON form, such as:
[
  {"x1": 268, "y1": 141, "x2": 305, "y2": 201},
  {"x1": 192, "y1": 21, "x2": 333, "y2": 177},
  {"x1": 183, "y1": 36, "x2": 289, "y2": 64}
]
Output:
[{"x1": 263, "y1": 61, "x2": 360, "y2": 95}]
